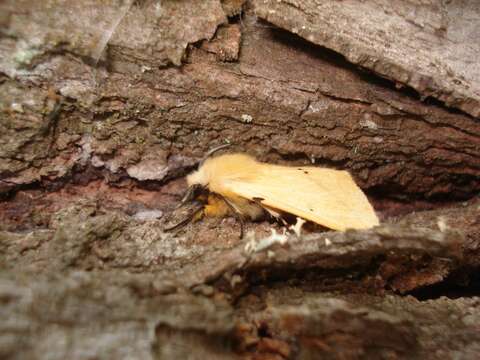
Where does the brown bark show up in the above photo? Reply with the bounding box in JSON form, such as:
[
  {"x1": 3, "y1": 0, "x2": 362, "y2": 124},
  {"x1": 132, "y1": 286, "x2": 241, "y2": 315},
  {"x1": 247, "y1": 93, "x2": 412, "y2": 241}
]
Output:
[
  {"x1": 1, "y1": 1, "x2": 479, "y2": 199},
  {"x1": 0, "y1": 1, "x2": 479, "y2": 359},
  {"x1": 253, "y1": 0, "x2": 480, "y2": 118}
]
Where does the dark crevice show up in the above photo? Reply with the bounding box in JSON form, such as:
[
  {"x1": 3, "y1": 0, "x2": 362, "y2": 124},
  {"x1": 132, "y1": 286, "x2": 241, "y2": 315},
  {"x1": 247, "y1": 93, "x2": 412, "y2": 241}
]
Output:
[
  {"x1": 231, "y1": 254, "x2": 388, "y2": 296},
  {"x1": 228, "y1": 254, "x2": 480, "y2": 305},
  {"x1": 367, "y1": 178, "x2": 480, "y2": 203},
  {"x1": 407, "y1": 269, "x2": 480, "y2": 300},
  {"x1": 265, "y1": 22, "x2": 364, "y2": 76}
]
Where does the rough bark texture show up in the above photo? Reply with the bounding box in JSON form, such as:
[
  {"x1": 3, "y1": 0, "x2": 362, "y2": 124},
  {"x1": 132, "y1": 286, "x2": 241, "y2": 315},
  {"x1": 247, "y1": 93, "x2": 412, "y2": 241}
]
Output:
[
  {"x1": 1, "y1": 1, "x2": 479, "y2": 199},
  {"x1": 0, "y1": 0, "x2": 479, "y2": 359},
  {"x1": 253, "y1": 0, "x2": 480, "y2": 118}
]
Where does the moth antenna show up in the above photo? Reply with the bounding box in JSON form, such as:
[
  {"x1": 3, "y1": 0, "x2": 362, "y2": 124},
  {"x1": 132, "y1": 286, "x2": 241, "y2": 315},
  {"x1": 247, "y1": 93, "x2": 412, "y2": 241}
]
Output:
[{"x1": 199, "y1": 144, "x2": 231, "y2": 166}]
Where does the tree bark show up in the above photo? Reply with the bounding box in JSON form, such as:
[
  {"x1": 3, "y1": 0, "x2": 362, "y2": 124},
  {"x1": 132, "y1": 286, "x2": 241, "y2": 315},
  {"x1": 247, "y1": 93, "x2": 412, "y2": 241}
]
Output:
[
  {"x1": 253, "y1": 0, "x2": 480, "y2": 118},
  {"x1": 0, "y1": 1, "x2": 479, "y2": 359}
]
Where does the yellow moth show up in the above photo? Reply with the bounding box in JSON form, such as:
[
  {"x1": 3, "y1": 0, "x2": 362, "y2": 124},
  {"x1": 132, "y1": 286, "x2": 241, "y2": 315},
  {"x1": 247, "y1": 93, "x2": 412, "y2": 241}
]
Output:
[{"x1": 170, "y1": 148, "x2": 379, "y2": 235}]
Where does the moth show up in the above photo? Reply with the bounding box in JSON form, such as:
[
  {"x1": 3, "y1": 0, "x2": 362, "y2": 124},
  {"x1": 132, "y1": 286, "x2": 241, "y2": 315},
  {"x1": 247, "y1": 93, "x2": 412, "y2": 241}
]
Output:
[{"x1": 166, "y1": 146, "x2": 379, "y2": 236}]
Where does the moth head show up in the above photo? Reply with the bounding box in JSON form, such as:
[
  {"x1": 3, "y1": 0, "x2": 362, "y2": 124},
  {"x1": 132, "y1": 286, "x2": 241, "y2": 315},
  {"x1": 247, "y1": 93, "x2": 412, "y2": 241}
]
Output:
[
  {"x1": 177, "y1": 183, "x2": 203, "y2": 208},
  {"x1": 186, "y1": 168, "x2": 207, "y2": 188},
  {"x1": 180, "y1": 144, "x2": 231, "y2": 206}
]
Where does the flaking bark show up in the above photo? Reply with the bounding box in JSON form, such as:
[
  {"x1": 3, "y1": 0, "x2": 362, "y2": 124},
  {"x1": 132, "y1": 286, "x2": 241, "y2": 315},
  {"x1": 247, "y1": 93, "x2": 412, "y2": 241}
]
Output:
[{"x1": 0, "y1": 1, "x2": 479, "y2": 359}]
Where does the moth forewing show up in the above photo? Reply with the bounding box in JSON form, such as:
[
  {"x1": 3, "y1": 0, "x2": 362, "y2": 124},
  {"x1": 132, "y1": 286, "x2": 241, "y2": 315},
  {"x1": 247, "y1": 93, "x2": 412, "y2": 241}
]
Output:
[{"x1": 222, "y1": 164, "x2": 379, "y2": 231}]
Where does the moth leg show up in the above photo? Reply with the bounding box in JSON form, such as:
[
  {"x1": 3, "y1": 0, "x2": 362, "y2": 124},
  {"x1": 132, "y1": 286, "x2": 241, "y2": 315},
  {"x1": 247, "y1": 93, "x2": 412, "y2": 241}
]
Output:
[
  {"x1": 202, "y1": 194, "x2": 246, "y2": 238},
  {"x1": 262, "y1": 205, "x2": 288, "y2": 227},
  {"x1": 220, "y1": 196, "x2": 246, "y2": 239}
]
